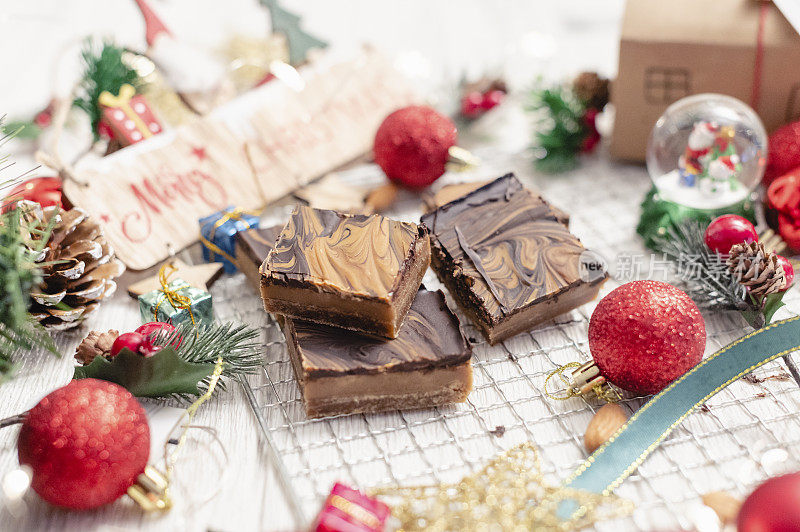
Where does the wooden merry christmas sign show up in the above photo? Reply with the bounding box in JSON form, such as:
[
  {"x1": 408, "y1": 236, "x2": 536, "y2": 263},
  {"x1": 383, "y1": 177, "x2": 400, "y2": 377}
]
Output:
[{"x1": 64, "y1": 50, "x2": 416, "y2": 270}]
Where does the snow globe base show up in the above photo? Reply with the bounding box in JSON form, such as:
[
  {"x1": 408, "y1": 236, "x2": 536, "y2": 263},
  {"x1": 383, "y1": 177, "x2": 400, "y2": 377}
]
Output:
[{"x1": 636, "y1": 186, "x2": 756, "y2": 250}]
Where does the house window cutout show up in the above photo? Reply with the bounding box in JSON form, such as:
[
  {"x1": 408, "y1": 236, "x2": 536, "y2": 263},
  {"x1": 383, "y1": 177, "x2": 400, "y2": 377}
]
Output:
[
  {"x1": 785, "y1": 83, "x2": 800, "y2": 123},
  {"x1": 644, "y1": 67, "x2": 691, "y2": 104}
]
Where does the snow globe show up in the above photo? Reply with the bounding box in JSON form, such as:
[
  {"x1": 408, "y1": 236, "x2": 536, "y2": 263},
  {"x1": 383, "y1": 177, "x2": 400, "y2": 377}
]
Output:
[{"x1": 638, "y1": 94, "x2": 766, "y2": 246}]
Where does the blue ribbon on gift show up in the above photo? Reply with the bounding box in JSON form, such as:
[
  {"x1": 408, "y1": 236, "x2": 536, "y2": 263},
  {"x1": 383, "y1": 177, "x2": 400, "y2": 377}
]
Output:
[{"x1": 559, "y1": 316, "x2": 800, "y2": 519}]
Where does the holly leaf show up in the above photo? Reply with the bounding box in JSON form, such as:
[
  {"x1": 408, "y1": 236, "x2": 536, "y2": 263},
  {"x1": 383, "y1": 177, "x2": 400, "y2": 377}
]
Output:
[
  {"x1": 762, "y1": 292, "x2": 787, "y2": 326},
  {"x1": 73, "y1": 347, "x2": 217, "y2": 398}
]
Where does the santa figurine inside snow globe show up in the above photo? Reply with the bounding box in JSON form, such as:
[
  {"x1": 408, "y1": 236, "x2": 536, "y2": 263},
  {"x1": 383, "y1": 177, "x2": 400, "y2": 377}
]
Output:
[{"x1": 638, "y1": 94, "x2": 767, "y2": 247}]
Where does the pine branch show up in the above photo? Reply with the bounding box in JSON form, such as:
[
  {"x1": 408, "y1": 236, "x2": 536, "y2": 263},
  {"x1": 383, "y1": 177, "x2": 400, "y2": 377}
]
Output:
[
  {"x1": 73, "y1": 39, "x2": 140, "y2": 140},
  {"x1": 0, "y1": 204, "x2": 58, "y2": 381},
  {"x1": 525, "y1": 85, "x2": 587, "y2": 173},
  {"x1": 652, "y1": 220, "x2": 752, "y2": 312},
  {"x1": 150, "y1": 321, "x2": 262, "y2": 391}
]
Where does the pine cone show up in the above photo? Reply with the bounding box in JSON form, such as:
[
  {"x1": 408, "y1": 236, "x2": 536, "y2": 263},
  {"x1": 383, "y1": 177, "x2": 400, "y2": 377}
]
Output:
[
  {"x1": 727, "y1": 242, "x2": 787, "y2": 297},
  {"x1": 20, "y1": 202, "x2": 126, "y2": 330},
  {"x1": 75, "y1": 329, "x2": 120, "y2": 365},
  {"x1": 572, "y1": 71, "x2": 610, "y2": 110}
]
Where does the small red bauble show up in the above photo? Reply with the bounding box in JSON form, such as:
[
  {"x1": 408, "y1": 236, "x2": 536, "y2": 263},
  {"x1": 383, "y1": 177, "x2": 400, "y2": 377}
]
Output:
[
  {"x1": 4, "y1": 177, "x2": 65, "y2": 210},
  {"x1": 765, "y1": 120, "x2": 800, "y2": 186},
  {"x1": 776, "y1": 254, "x2": 794, "y2": 289},
  {"x1": 460, "y1": 91, "x2": 483, "y2": 118},
  {"x1": 703, "y1": 215, "x2": 758, "y2": 254},
  {"x1": 373, "y1": 105, "x2": 457, "y2": 189},
  {"x1": 738, "y1": 473, "x2": 800, "y2": 532},
  {"x1": 17, "y1": 379, "x2": 150, "y2": 510},
  {"x1": 480, "y1": 89, "x2": 505, "y2": 110},
  {"x1": 588, "y1": 281, "x2": 706, "y2": 395},
  {"x1": 111, "y1": 332, "x2": 144, "y2": 357}
]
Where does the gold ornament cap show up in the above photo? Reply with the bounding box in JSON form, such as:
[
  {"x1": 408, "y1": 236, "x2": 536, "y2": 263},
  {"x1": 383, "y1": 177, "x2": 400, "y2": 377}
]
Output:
[{"x1": 128, "y1": 466, "x2": 171, "y2": 511}]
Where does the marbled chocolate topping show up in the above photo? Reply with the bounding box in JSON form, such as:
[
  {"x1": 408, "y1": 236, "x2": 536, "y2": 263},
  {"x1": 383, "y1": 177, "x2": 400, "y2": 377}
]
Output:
[
  {"x1": 421, "y1": 173, "x2": 601, "y2": 321},
  {"x1": 239, "y1": 225, "x2": 283, "y2": 268},
  {"x1": 289, "y1": 289, "x2": 472, "y2": 378},
  {"x1": 265, "y1": 205, "x2": 423, "y2": 299}
]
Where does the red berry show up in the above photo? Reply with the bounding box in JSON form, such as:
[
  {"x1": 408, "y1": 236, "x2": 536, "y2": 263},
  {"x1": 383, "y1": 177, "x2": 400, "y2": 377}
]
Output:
[
  {"x1": 460, "y1": 91, "x2": 483, "y2": 118},
  {"x1": 588, "y1": 281, "x2": 706, "y2": 395},
  {"x1": 110, "y1": 332, "x2": 144, "y2": 357},
  {"x1": 17, "y1": 379, "x2": 150, "y2": 509},
  {"x1": 136, "y1": 321, "x2": 181, "y2": 354},
  {"x1": 140, "y1": 344, "x2": 163, "y2": 357},
  {"x1": 480, "y1": 89, "x2": 505, "y2": 110},
  {"x1": 373, "y1": 105, "x2": 457, "y2": 189},
  {"x1": 776, "y1": 254, "x2": 795, "y2": 289},
  {"x1": 703, "y1": 215, "x2": 758, "y2": 254}
]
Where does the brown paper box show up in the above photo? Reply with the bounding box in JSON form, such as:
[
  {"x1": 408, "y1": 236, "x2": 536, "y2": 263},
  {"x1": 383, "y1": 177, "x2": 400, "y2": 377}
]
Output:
[{"x1": 611, "y1": 0, "x2": 800, "y2": 162}]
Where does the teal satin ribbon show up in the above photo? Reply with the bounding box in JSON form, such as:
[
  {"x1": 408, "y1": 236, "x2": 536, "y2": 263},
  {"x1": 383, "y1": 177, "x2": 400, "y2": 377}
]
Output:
[{"x1": 560, "y1": 316, "x2": 800, "y2": 518}]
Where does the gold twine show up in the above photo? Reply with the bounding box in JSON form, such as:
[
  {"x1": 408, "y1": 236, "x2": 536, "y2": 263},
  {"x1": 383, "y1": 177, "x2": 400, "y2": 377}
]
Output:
[
  {"x1": 153, "y1": 262, "x2": 196, "y2": 329},
  {"x1": 198, "y1": 207, "x2": 259, "y2": 265},
  {"x1": 544, "y1": 362, "x2": 621, "y2": 404},
  {"x1": 161, "y1": 356, "x2": 226, "y2": 508},
  {"x1": 370, "y1": 441, "x2": 633, "y2": 531}
]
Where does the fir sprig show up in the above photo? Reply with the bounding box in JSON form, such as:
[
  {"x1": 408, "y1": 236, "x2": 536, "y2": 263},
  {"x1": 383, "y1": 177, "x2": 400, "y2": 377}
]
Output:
[
  {"x1": 0, "y1": 205, "x2": 57, "y2": 381},
  {"x1": 526, "y1": 85, "x2": 587, "y2": 173},
  {"x1": 653, "y1": 220, "x2": 787, "y2": 328},
  {"x1": 73, "y1": 39, "x2": 140, "y2": 140},
  {"x1": 654, "y1": 220, "x2": 748, "y2": 311},
  {"x1": 163, "y1": 322, "x2": 263, "y2": 379}
]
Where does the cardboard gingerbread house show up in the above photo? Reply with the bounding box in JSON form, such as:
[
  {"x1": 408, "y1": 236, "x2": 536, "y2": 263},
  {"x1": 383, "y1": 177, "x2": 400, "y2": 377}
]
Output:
[{"x1": 610, "y1": 0, "x2": 800, "y2": 162}]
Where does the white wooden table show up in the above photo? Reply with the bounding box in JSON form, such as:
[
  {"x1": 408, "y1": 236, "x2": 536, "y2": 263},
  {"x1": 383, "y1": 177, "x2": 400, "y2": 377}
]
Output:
[{"x1": 3, "y1": 2, "x2": 800, "y2": 531}]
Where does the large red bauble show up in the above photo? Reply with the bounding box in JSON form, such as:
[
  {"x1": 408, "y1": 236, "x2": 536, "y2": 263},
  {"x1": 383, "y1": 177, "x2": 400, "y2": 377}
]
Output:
[
  {"x1": 17, "y1": 379, "x2": 150, "y2": 510},
  {"x1": 738, "y1": 473, "x2": 800, "y2": 532},
  {"x1": 373, "y1": 105, "x2": 457, "y2": 189},
  {"x1": 765, "y1": 120, "x2": 800, "y2": 186},
  {"x1": 588, "y1": 281, "x2": 706, "y2": 395},
  {"x1": 703, "y1": 215, "x2": 758, "y2": 254}
]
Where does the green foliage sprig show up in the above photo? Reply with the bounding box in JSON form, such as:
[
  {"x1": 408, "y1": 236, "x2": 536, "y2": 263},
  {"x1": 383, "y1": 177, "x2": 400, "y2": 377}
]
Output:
[
  {"x1": 73, "y1": 39, "x2": 140, "y2": 140},
  {"x1": 526, "y1": 85, "x2": 587, "y2": 173},
  {"x1": 0, "y1": 205, "x2": 57, "y2": 381},
  {"x1": 75, "y1": 322, "x2": 263, "y2": 400},
  {"x1": 653, "y1": 220, "x2": 787, "y2": 329}
]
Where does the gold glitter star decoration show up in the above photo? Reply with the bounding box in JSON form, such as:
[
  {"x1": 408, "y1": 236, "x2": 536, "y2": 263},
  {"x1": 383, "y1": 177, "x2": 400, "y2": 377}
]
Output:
[{"x1": 370, "y1": 442, "x2": 633, "y2": 531}]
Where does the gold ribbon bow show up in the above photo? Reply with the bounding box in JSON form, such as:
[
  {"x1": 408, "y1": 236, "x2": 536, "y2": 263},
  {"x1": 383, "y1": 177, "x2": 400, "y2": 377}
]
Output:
[
  {"x1": 98, "y1": 83, "x2": 155, "y2": 140},
  {"x1": 153, "y1": 263, "x2": 196, "y2": 328}
]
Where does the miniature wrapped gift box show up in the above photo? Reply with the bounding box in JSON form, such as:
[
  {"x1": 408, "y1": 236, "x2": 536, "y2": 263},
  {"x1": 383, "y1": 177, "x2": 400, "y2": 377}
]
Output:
[
  {"x1": 199, "y1": 206, "x2": 260, "y2": 274},
  {"x1": 138, "y1": 279, "x2": 213, "y2": 328},
  {"x1": 312, "y1": 482, "x2": 390, "y2": 532}
]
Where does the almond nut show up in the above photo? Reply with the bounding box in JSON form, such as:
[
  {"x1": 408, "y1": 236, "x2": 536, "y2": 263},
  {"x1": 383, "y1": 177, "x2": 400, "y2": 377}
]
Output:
[
  {"x1": 702, "y1": 491, "x2": 741, "y2": 525},
  {"x1": 584, "y1": 403, "x2": 628, "y2": 453},
  {"x1": 364, "y1": 182, "x2": 400, "y2": 214}
]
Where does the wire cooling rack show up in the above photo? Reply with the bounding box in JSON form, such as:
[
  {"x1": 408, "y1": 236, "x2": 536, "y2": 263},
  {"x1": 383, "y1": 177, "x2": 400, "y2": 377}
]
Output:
[{"x1": 214, "y1": 153, "x2": 800, "y2": 531}]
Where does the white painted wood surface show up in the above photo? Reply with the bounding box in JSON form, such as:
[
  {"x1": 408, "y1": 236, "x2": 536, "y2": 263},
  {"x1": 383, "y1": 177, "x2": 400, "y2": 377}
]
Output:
[{"x1": 2, "y1": 2, "x2": 799, "y2": 531}]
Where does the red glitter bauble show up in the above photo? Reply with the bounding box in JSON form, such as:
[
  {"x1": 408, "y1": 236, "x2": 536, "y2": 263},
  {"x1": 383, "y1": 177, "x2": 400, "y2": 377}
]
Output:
[
  {"x1": 373, "y1": 105, "x2": 457, "y2": 189},
  {"x1": 18, "y1": 379, "x2": 150, "y2": 510},
  {"x1": 765, "y1": 120, "x2": 800, "y2": 186},
  {"x1": 588, "y1": 281, "x2": 706, "y2": 395},
  {"x1": 738, "y1": 473, "x2": 800, "y2": 532}
]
